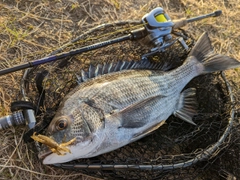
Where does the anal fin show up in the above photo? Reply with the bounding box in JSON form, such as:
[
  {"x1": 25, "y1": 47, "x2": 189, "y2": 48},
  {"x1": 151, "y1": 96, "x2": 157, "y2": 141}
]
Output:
[{"x1": 174, "y1": 88, "x2": 197, "y2": 125}]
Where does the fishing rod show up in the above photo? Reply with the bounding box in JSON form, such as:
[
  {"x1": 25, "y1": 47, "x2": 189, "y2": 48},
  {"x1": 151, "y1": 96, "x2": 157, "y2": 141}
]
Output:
[{"x1": 0, "y1": 8, "x2": 221, "y2": 76}]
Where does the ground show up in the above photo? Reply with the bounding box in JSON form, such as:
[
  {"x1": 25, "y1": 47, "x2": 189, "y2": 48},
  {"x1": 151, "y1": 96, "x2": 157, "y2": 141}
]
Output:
[{"x1": 0, "y1": 0, "x2": 240, "y2": 179}]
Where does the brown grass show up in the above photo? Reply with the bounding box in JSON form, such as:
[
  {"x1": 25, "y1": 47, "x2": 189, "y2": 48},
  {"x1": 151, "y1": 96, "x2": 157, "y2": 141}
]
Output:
[{"x1": 0, "y1": 0, "x2": 240, "y2": 179}]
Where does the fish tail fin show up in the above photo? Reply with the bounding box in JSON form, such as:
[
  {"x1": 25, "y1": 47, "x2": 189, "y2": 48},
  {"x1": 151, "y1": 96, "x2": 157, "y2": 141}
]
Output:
[{"x1": 189, "y1": 32, "x2": 240, "y2": 72}]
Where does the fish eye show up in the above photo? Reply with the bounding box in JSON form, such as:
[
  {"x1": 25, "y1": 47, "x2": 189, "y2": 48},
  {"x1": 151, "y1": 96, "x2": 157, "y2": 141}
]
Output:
[{"x1": 55, "y1": 119, "x2": 68, "y2": 131}]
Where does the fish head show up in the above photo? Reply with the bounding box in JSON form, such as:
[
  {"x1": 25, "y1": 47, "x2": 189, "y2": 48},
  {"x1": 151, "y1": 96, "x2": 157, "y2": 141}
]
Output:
[{"x1": 39, "y1": 99, "x2": 105, "y2": 164}]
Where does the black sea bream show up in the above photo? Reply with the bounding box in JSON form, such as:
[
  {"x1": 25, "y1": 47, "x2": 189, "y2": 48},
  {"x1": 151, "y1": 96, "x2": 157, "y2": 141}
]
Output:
[{"x1": 40, "y1": 33, "x2": 240, "y2": 164}]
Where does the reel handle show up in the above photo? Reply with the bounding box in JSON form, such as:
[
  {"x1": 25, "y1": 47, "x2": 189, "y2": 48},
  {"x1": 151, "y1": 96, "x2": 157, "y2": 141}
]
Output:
[{"x1": 0, "y1": 111, "x2": 25, "y2": 130}]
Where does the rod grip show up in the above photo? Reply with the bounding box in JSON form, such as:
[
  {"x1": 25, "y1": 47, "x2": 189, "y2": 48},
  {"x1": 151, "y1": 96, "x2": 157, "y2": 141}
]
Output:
[{"x1": 0, "y1": 111, "x2": 25, "y2": 130}]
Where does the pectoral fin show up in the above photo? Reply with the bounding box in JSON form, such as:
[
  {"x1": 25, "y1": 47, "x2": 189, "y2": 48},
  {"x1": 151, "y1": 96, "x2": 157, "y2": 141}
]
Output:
[
  {"x1": 111, "y1": 95, "x2": 164, "y2": 128},
  {"x1": 131, "y1": 120, "x2": 166, "y2": 142},
  {"x1": 174, "y1": 88, "x2": 197, "y2": 125}
]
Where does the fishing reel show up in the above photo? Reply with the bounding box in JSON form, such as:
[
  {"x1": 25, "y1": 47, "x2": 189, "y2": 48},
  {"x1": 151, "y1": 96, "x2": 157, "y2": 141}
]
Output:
[
  {"x1": 140, "y1": 7, "x2": 180, "y2": 59},
  {"x1": 140, "y1": 7, "x2": 221, "y2": 59},
  {"x1": 142, "y1": 7, "x2": 174, "y2": 47}
]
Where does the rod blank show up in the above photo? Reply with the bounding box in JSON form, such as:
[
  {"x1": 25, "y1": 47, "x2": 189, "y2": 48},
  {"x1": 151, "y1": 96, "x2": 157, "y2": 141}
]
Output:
[
  {"x1": 173, "y1": 10, "x2": 222, "y2": 29},
  {"x1": 0, "y1": 34, "x2": 132, "y2": 76}
]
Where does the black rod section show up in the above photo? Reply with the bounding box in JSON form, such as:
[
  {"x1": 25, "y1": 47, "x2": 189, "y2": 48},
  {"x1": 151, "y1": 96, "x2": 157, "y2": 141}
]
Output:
[
  {"x1": 187, "y1": 10, "x2": 222, "y2": 23},
  {"x1": 0, "y1": 34, "x2": 132, "y2": 76}
]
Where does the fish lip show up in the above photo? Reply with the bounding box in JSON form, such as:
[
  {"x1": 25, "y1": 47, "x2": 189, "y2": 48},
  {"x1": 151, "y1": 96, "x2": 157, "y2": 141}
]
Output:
[{"x1": 38, "y1": 146, "x2": 52, "y2": 161}]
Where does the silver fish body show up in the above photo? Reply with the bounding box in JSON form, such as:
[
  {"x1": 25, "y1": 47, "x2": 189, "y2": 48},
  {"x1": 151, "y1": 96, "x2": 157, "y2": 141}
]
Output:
[{"x1": 41, "y1": 33, "x2": 240, "y2": 164}]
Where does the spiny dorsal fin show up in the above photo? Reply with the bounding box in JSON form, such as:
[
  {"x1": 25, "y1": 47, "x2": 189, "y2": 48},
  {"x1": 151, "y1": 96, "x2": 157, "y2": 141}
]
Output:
[
  {"x1": 81, "y1": 69, "x2": 88, "y2": 82},
  {"x1": 88, "y1": 64, "x2": 95, "y2": 78},
  {"x1": 95, "y1": 64, "x2": 102, "y2": 77},
  {"x1": 78, "y1": 59, "x2": 172, "y2": 83},
  {"x1": 102, "y1": 63, "x2": 109, "y2": 74},
  {"x1": 173, "y1": 88, "x2": 197, "y2": 125}
]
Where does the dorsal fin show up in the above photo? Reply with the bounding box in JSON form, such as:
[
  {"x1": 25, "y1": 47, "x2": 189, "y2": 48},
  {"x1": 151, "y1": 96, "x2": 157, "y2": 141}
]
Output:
[
  {"x1": 88, "y1": 64, "x2": 95, "y2": 78},
  {"x1": 114, "y1": 61, "x2": 123, "y2": 71},
  {"x1": 102, "y1": 63, "x2": 109, "y2": 74},
  {"x1": 95, "y1": 64, "x2": 102, "y2": 77},
  {"x1": 81, "y1": 69, "x2": 88, "y2": 82},
  {"x1": 77, "y1": 59, "x2": 172, "y2": 83}
]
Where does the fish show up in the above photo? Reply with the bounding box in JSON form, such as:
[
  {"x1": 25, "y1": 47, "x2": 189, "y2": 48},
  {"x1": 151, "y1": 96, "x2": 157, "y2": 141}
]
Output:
[{"x1": 38, "y1": 32, "x2": 240, "y2": 164}]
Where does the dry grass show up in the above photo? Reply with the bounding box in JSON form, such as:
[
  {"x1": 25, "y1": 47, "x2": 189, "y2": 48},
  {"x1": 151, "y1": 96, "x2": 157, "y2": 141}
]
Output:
[{"x1": 0, "y1": 0, "x2": 240, "y2": 179}]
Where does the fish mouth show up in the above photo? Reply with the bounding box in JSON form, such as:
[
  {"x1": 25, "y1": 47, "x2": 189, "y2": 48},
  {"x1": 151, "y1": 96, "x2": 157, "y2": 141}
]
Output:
[{"x1": 38, "y1": 145, "x2": 53, "y2": 160}]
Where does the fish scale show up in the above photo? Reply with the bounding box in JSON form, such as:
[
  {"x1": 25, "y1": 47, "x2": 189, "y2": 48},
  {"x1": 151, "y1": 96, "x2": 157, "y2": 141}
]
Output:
[
  {"x1": 93, "y1": 80, "x2": 159, "y2": 110},
  {"x1": 76, "y1": 72, "x2": 160, "y2": 111},
  {"x1": 40, "y1": 33, "x2": 240, "y2": 164},
  {"x1": 89, "y1": 71, "x2": 177, "y2": 106}
]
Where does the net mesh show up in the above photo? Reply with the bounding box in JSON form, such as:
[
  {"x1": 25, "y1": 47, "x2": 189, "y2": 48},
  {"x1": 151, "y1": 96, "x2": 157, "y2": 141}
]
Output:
[{"x1": 22, "y1": 22, "x2": 240, "y2": 179}]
